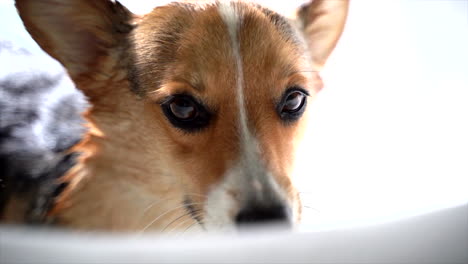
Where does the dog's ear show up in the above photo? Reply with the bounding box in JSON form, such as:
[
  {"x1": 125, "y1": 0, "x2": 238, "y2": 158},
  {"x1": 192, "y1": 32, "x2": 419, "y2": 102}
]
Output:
[
  {"x1": 297, "y1": 0, "x2": 349, "y2": 70},
  {"x1": 15, "y1": 0, "x2": 134, "y2": 90}
]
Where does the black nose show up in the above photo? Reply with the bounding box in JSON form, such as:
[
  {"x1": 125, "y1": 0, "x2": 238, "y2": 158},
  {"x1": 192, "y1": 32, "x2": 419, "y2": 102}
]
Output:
[{"x1": 235, "y1": 204, "x2": 291, "y2": 227}]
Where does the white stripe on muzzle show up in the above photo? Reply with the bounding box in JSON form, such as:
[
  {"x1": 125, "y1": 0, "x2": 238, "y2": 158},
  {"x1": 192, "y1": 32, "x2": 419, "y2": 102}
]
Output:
[{"x1": 202, "y1": 3, "x2": 287, "y2": 230}]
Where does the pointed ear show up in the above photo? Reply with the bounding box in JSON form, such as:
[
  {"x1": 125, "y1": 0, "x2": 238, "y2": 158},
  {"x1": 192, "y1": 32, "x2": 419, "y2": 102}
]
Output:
[
  {"x1": 297, "y1": 0, "x2": 349, "y2": 70},
  {"x1": 15, "y1": 0, "x2": 134, "y2": 88}
]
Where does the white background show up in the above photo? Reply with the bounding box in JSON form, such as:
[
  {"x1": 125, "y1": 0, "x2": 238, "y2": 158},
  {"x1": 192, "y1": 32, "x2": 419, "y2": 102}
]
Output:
[{"x1": 294, "y1": 0, "x2": 468, "y2": 230}]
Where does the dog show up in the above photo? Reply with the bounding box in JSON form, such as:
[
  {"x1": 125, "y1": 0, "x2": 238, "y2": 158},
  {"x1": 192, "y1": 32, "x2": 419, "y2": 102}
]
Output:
[{"x1": 3, "y1": 0, "x2": 348, "y2": 232}]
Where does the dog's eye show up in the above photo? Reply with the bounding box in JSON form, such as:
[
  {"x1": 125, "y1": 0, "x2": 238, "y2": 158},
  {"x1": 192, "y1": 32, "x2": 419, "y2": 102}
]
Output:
[
  {"x1": 283, "y1": 92, "x2": 305, "y2": 113},
  {"x1": 169, "y1": 97, "x2": 197, "y2": 120},
  {"x1": 161, "y1": 95, "x2": 211, "y2": 132},
  {"x1": 278, "y1": 88, "x2": 308, "y2": 122}
]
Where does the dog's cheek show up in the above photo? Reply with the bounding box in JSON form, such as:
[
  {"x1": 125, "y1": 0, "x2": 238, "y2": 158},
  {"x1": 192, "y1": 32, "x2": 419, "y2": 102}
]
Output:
[{"x1": 258, "y1": 121, "x2": 307, "y2": 223}]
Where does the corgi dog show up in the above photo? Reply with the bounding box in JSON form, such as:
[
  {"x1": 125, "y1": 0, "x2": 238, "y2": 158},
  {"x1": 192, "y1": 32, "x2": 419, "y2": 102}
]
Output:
[{"x1": 9, "y1": 0, "x2": 348, "y2": 232}]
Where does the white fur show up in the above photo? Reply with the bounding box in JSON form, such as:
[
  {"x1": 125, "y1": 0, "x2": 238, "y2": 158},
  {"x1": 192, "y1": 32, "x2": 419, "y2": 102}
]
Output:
[{"x1": 203, "y1": 3, "x2": 288, "y2": 230}]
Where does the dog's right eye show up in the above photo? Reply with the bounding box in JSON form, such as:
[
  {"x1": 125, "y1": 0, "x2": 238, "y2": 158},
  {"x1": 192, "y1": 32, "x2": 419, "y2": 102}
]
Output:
[{"x1": 161, "y1": 95, "x2": 211, "y2": 132}]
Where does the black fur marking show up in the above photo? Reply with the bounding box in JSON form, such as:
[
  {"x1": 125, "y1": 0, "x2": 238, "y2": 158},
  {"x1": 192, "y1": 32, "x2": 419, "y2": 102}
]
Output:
[{"x1": 183, "y1": 195, "x2": 204, "y2": 226}]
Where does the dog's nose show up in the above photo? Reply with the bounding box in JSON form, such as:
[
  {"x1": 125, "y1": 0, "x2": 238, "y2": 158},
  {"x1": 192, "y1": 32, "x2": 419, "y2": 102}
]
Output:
[{"x1": 235, "y1": 204, "x2": 291, "y2": 227}]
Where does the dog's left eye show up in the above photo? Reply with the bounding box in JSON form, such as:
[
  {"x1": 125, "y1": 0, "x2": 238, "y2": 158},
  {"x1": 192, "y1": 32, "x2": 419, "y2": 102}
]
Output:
[
  {"x1": 283, "y1": 92, "x2": 305, "y2": 113},
  {"x1": 169, "y1": 97, "x2": 197, "y2": 120},
  {"x1": 278, "y1": 88, "x2": 308, "y2": 122},
  {"x1": 161, "y1": 94, "x2": 211, "y2": 132}
]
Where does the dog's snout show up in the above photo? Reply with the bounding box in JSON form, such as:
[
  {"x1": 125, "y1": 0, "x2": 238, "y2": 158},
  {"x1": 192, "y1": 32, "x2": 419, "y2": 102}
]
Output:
[{"x1": 235, "y1": 204, "x2": 291, "y2": 227}]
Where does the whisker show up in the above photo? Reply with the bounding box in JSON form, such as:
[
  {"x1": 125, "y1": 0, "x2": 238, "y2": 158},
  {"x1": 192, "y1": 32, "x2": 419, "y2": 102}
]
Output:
[
  {"x1": 169, "y1": 212, "x2": 204, "y2": 236},
  {"x1": 142, "y1": 192, "x2": 207, "y2": 214},
  {"x1": 183, "y1": 193, "x2": 208, "y2": 199},
  {"x1": 175, "y1": 214, "x2": 203, "y2": 234},
  {"x1": 303, "y1": 205, "x2": 320, "y2": 210},
  {"x1": 292, "y1": 70, "x2": 319, "y2": 73},
  {"x1": 140, "y1": 202, "x2": 204, "y2": 232},
  {"x1": 161, "y1": 209, "x2": 202, "y2": 232},
  {"x1": 181, "y1": 220, "x2": 203, "y2": 236},
  {"x1": 143, "y1": 196, "x2": 182, "y2": 214}
]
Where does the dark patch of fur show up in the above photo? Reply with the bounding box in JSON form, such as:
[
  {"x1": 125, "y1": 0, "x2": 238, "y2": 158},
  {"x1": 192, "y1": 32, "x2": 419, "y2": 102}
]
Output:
[
  {"x1": 183, "y1": 195, "x2": 204, "y2": 226},
  {"x1": 0, "y1": 73, "x2": 85, "y2": 222},
  {"x1": 254, "y1": 4, "x2": 302, "y2": 46}
]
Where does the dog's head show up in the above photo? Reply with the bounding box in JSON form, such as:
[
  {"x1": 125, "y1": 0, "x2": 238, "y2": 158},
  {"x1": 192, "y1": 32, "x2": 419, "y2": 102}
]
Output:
[{"x1": 15, "y1": 0, "x2": 348, "y2": 231}]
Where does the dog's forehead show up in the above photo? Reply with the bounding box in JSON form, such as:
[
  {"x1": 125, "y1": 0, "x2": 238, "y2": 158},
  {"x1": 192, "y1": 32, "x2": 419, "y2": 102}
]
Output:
[{"x1": 130, "y1": 1, "x2": 308, "y2": 96}]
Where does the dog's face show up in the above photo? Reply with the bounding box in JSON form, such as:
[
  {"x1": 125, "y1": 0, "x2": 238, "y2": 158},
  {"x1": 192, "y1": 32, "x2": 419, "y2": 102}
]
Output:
[{"x1": 15, "y1": 0, "x2": 348, "y2": 231}]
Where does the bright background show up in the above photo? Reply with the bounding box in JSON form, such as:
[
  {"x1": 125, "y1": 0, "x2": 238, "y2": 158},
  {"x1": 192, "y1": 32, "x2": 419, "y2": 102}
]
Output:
[
  {"x1": 1, "y1": 0, "x2": 467, "y2": 231},
  {"x1": 294, "y1": 0, "x2": 468, "y2": 230}
]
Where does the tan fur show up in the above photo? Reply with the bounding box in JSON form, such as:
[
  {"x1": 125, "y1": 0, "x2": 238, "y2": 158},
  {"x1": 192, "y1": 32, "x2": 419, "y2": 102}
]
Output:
[{"x1": 10, "y1": 0, "x2": 348, "y2": 232}]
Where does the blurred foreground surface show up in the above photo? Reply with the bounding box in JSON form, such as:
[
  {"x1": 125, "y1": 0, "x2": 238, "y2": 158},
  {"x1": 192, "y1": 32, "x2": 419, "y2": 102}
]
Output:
[{"x1": 1, "y1": 203, "x2": 467, "y2": 263}]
